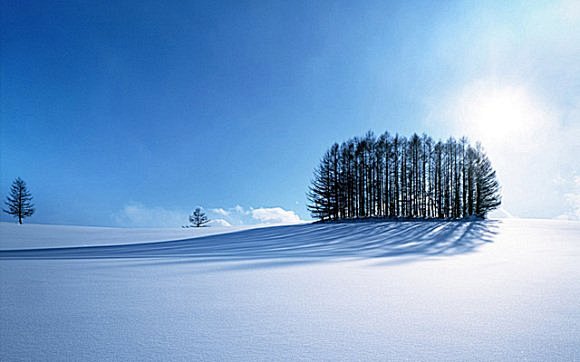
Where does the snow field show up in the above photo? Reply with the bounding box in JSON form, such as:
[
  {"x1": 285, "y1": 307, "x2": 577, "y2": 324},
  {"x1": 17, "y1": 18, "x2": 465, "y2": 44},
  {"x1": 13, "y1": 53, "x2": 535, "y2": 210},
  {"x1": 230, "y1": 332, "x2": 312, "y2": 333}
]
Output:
[{"x1": 1, "y1": 218, "x2": 579, "y2": 360}]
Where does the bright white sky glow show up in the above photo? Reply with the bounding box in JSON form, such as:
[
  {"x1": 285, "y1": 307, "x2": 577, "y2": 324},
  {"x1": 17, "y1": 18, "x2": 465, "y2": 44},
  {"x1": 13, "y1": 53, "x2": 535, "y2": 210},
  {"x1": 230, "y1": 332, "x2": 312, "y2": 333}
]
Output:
[{"x1": 425, "y1": 0, "x2": 580, "y2": 219}]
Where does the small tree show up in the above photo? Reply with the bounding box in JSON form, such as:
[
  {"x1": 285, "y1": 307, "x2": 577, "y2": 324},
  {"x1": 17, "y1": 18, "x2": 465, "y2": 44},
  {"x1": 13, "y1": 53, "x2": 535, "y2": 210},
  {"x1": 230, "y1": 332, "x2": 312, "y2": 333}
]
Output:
[
  {"x1": 189, "y1": 207, "x2": 210, "y2": 227},
  {"x1": 3, "y1": 177, "x2": 35, "y2": 224}
]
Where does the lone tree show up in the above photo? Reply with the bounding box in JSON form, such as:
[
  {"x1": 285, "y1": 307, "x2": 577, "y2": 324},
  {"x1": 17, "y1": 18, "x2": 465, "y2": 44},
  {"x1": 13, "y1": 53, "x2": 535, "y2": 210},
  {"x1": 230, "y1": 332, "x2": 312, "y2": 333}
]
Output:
[
  {"x1": 3, "y1": 177, "x2": 35, "y2": 224},
  {"x1": 189, "y1": 207, "x2": 210, "y2": 227}
]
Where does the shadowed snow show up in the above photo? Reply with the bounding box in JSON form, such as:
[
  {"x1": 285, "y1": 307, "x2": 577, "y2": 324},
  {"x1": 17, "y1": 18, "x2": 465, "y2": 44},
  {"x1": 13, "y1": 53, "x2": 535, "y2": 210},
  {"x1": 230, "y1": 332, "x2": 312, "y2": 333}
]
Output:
[{"x1": 0, "y1": 220, "x2": 498, "y2": 263}]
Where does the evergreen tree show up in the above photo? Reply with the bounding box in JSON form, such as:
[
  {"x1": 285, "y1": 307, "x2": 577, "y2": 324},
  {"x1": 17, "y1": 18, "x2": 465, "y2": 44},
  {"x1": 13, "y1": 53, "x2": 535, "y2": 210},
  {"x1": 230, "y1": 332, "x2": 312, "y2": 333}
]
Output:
[
  {"x1": 307, "y1": 151, "x2": 335, "y2": 221},
  {"x1": 3, "y1": 177, "x2": 35, "y2": 224},
  {"x1": 189, "y1": 207, "x2": 210, "y2": 227},
  {"x1": 307, "y1": 132, "x2": 501, "y2": 221},
  {"x1": 474, "y1": 144, "x2": 502, "y2": 217}
]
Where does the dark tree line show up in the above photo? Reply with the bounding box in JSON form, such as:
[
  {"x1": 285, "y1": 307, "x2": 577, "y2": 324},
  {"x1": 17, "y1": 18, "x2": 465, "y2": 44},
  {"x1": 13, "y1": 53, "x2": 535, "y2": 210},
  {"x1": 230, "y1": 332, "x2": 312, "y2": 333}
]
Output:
[{"x1": 308, "y1": 132, "x2": 501, "y2": 221}]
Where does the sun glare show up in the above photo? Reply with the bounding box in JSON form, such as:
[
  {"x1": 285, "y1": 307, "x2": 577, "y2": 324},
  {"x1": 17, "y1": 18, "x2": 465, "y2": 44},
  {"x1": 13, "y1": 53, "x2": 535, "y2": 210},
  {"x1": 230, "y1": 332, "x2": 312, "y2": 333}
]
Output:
[{"x1": 453, "y1": 83, "x2": 548, "y2": 148}]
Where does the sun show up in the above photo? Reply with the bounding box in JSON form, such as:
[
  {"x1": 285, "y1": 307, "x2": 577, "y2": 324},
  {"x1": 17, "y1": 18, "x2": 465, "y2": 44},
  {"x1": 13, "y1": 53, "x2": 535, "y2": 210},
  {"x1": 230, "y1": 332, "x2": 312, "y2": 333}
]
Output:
[
  {"x1": 453, "y1": 83, "x2": 547, "y2": 148},
  {"x1": 473, "y1": 90, "x2": 526, "y2": 140}
]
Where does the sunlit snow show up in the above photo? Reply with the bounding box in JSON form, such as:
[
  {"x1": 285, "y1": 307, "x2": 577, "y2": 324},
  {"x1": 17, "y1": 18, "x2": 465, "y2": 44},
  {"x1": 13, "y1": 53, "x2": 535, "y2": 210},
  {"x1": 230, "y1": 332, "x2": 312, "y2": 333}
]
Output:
[{"x1": 1, "y1": 219, "x2": 578, "y2": 360}]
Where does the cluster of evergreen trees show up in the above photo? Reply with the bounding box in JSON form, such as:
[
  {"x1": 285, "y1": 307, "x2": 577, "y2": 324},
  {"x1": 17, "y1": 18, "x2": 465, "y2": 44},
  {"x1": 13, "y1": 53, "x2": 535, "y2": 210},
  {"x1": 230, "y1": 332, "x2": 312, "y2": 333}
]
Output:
[{"x1": 308, "y1": 132, "x2": 501, "y2": 221}]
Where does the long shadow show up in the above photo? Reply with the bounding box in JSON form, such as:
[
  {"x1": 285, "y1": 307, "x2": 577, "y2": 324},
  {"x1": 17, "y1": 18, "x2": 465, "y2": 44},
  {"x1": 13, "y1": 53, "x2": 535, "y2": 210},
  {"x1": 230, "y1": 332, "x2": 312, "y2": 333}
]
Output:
[{"x1": 0, "y1": 220, "x2": 500, "y2": 267}]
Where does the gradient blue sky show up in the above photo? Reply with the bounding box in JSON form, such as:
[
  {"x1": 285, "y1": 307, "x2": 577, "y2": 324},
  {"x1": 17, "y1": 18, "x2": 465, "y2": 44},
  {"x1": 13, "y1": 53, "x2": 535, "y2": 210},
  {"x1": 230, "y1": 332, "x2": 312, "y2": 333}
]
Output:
[{"x1": 2, "y1": 0, "x2": 579, "y2": 227}]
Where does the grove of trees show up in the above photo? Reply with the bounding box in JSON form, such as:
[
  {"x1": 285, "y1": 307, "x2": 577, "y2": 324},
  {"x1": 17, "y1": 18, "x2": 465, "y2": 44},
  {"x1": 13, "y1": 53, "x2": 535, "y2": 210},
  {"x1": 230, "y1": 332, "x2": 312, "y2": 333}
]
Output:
[
  {"x1": 3, "y1": 177, "x2": 35, "y2": 224},
  {"x1": 308, "y1": 132, "x2": 501, "y2": 221}
]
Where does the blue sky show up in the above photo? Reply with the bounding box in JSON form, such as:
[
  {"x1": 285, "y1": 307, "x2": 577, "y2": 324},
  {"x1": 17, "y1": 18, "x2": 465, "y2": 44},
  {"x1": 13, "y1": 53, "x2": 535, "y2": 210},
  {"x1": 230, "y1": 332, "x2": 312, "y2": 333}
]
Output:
[{"x1": 2, "y1": 0, "x2": 579, "y2": 226}]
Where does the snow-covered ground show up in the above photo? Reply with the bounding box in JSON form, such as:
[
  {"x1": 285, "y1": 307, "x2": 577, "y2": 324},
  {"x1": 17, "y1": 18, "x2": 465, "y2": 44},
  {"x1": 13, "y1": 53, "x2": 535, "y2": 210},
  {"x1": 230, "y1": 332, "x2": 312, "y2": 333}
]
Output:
[
  {"x1": 1, "y1": 218, "x2": 579, "y2": 360},
  {"x1": 0, "y1": 222, "x2": 261, "y2": 250}
]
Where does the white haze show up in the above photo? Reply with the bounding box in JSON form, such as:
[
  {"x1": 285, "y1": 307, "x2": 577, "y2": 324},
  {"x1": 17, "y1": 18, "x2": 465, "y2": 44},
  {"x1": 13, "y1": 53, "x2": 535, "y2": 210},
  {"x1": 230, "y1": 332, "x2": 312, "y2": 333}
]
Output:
[{"x1": 425, "y1": 0, "x2": 580, "y2": 219}]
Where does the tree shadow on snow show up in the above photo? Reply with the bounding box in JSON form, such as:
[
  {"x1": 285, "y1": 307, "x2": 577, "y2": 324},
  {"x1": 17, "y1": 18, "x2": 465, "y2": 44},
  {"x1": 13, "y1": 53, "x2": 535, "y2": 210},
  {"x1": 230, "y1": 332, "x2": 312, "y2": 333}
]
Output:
[{"x1": 0, "y1": 220, "x2": 500, "y2": 269}]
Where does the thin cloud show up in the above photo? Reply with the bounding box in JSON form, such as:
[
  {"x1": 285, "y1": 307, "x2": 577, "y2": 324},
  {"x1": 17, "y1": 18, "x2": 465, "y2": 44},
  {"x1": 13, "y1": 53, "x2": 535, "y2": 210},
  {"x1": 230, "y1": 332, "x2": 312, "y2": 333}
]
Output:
[
  {"x1": 233, "y1": 205, "x2": 250, "y2": 215},
  {"x1": 251, "y1": 207, "x2": 302, "y2": 224},
  {"x1": 114, "y1": 204, "x2": 304, "y2": 228},
  {"x1": 208, "y1": 218, "x2": 233, "y2": 227},
  {"x1": 211, "y1": 208, "x2": 230, "y2": 217},
  {"x1": 112, "y1": 203, "x2": 186, "y2": 228},
  {"x1": 206, "y1": 205, "x2": 303, "y2": 225}
]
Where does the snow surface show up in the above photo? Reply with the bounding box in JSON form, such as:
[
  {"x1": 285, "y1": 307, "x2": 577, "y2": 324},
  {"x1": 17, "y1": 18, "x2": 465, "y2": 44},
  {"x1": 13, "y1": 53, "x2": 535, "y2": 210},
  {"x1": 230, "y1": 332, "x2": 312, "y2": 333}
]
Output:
[
  {"x1": 0, "y1": 222, "x2": 261, "y2": 250},
  {"x1": 1, "y1": 218, "x2": 579, "y2": 360}
]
